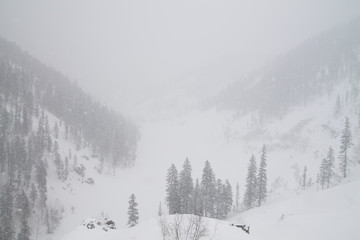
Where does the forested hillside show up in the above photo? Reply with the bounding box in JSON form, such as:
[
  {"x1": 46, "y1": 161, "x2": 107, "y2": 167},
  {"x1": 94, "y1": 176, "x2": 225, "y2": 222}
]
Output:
[
  {"x1": 215, "y1": 19, "x2": 360, "y2": 120},
  {"x1": 0, "y1": 37, "x2": 139, "y2": 239}
]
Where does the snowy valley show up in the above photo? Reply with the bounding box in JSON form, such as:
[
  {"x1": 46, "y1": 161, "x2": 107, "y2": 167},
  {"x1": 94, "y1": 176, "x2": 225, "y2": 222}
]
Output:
[{"x1": 0, "y1": 5, "x2": 360, "y2": 240}]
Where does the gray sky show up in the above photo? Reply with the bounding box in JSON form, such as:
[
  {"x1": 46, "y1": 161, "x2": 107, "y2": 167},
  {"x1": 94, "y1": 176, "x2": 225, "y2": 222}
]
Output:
[{"x1": 0, "y1": 0, "x2": 360, "y2": 117}]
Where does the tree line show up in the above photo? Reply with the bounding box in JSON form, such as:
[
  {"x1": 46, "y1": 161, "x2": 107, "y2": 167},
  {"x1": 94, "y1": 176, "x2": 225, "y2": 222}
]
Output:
[{"x1": 165, "y1": 159, "x2": 233, "y2": 219}]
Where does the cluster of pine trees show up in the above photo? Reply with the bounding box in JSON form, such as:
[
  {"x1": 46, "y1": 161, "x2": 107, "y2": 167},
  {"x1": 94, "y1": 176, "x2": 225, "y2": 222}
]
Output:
[
  {"x1": 0, "y1": 37, "x2": 139, "y2": 239},
  {"x1": 165, "y1": 159, "x2": 233, "y2": 219},
  {"x1": 318, "y1": 117, "x2": 355, "y2": 190},
  {"x1": 242, "y1": 145, "x2": 268, "y2": 210}
]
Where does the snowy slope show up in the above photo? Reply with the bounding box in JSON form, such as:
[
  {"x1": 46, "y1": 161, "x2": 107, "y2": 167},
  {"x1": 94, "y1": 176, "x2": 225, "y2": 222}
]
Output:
[
  {"x1": 60, "y1": 166, "x2": 360, "y2": 240},
  {"x1": 61, "y1": 215, "x2": 251, "y2": 240},
  {"x1": 231, "y1": 165, "x2": 360, "y2": 240}
]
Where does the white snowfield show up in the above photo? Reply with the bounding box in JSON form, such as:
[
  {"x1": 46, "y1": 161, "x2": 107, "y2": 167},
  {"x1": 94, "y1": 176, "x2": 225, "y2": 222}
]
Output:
[
  {"x1": 61, "y1": 214, "x2": 251, "y2": 240},
  {"x1": 61, "y1": 166, "x2": 360, "y2": 240}
]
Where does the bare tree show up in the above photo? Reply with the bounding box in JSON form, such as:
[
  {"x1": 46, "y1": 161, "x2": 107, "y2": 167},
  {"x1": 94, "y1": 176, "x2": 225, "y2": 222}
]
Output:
[{"x1": 159, "y1": 215, "x2": 208, "y2": 240}]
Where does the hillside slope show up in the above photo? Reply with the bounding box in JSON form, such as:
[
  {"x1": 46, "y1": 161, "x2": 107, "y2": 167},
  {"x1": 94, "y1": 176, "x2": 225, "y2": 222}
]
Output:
[{"x1": 60, "y1": 166, "x2": 360, "y2": 240}]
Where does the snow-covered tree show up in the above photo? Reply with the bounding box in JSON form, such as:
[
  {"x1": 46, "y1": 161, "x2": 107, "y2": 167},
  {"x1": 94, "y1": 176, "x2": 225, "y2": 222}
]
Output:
[
  {"x1": 319, "y1": 146, "x2": 337, "y2": 189},
  {"x1": 223, "y1": 180, "x2": 233, "y2": 217},
  {"x1": 166, "y1": 164, "x2": 180, "y2": 214},
  {"x1": 127, "y1": 194, "x2": 139, "y2": 228},
  {"x1": 257, "y1": 144, "x2": 267, "y2": 206},
  {"x1": 233, "y1": 182, "x2": 239, "y2": 212},
  {"x1": 319, "y1": 158, "x2": 327, "y2": 190},
  {"x1": 243, "y1": 155, "x2": 257, "y2": 209},
  {"x1": 214, "y1": 179, "x2": 225, "y2": 219},
  {"x1": 201, "y1": 161, "x2": 216, "y2": 217},
  {"x1": 192, "y1": 178, "x2": 203, "y2": 216},
  {"x1": 339, "y1": 117, "x2": 353, "y2": 178},
  {"x1": 179, "y1": 158, "x2": 194, "y2": 214},
  {"x1": 302, "y1": 166, "x2": 307, "y2": 189}
]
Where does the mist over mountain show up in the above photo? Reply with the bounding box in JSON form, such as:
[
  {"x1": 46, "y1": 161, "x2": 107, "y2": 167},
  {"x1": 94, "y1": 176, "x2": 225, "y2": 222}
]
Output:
[{"x1": 213, "y1": 19, "x2": 360, "y2": 120}]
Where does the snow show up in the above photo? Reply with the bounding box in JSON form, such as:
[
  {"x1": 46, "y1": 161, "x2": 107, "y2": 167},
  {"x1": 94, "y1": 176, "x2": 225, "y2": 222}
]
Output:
[
  {"x1": 60, "y1": 166, "x2": 360, "y2": 240},
  {"x1": 42, "y1": 78, "x2": 360, "y2": 240}
]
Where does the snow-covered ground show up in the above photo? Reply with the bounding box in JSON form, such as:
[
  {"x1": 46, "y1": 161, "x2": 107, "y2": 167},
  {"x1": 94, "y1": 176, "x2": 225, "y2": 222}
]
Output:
[
  {"x1": 60, "y1": 166, "x2": 360, "y2": 240},
  {"x1": 43, "y1": 79, "x2": 359, "y2": 240}
]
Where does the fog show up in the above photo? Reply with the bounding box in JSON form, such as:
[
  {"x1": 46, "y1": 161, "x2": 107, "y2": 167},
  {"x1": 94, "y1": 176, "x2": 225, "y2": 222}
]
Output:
[{"x1": 1, "y1": 0, "x2": 360, "y2": 118}]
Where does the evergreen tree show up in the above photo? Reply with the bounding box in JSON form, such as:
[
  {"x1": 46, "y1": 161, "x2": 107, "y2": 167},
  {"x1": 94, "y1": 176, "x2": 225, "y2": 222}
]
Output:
[
  {"x1": 326, "y1": 146, "x2": 336, "y2": 188},
  {"x1": 192, "y1": 178, "x2": 203, "y2": 216},
  {"x1": 166, "y1": 164, "x2": 180, "y2": 214},
  {"x1": 243, "y1": 155, "x2": 257, "y2": 209},
  {"x1": 235, "y1": 182, "x2": 239, "y2": 212},
  {"x1": 223, "y1": 180, "x2": 233, "y2": 217},
  {"x1": 127, "y1": 194, "x2": 139, "y2": 228},
  {"x1": 302, "y1": 166, "x2": 307, "y2": 189},
  {"x1": 63, "y1": 157, "x2": 69, "y2": 180},
  {"x1": 36, "y1": 160, "x2": 47, "y2": 214},
  {"x1": 214, "y1": 179, "x2": 225, "y2": 219},
  {"x1": 319, "y1": 158, "x2": 327, "y2": 190},
  {"x1": 339, "y1": 117, "x2": 353, "y2": 178},
  {"x1": 179, "y1": 158, "x2": 194, "y2": 214},
  {"x1": 201, "y1": 161, "x2": 216, "y2": 217},
  {"x1": 257, "y1": 144, "x2": 267, "y2": 206}
]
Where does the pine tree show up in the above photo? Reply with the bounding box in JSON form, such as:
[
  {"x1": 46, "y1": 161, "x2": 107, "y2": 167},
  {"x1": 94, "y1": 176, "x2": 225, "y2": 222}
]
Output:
[
  {"x1": 214, "y1": 179, "x2": 224, "y2": 219},
  {"x1": 243, "y1": 155, "x2": 257, "y2": 209},
  {"x1": 127, "y1": 194, "x2": 139, "y2": 228},
  {"x1": 223, "y1": 180, "x2": 233, "y2": 217},
  {"x1": 201, "y1": 161, "x2": 216, "y2": 217},
  {"x1": 326, "y1": 146, "x2": 335, "y2": 187},
  {"x1": 36, "y1": 160, "x2": 47, "y2": 215},
  {"x1": 166, "y1": 164, "x2": 180, "y2": 214},
  {"x1": 235, "y1": 182, "x2": 239, "y2": 212},
  {"x1": 302, "y1": 166, "x2": 307, "y2": 189},
  {"x1": 192, "y1": 178, "x2": 203, "y2": 216},
  {"x1": 257, "y1": 144, "x2": 267, "y2": 206},
  {"x1": 319, "y1": 158, "x2": 327, "y2": 190},
  {"x1": 339, "y1": 117, "x2": 353, "y2": 178},
  {"x1": 179, "y1": 158, "x2": 194, "y2": 214}
]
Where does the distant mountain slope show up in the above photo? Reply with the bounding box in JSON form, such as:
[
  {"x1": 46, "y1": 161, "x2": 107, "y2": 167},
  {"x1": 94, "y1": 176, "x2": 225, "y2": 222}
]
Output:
[
  {"x1": 0, "y1": 37, "x2": 139, "y2": 168},
  {"x1": 0, "y1": 37, "x2": 139, "y2": 240},
  {"x1": 214, "y1": 19, "x2": 360, "y2": 120}
]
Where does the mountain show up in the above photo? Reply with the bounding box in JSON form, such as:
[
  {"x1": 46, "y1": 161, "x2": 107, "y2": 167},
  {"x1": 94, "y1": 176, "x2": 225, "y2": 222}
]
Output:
[
  {"x1": 1, "y1": 17, "x2": 360, "y2": 240},
  {"x1": 0, "y1": 37, "x2": 139, "y2": 239},
  {"x1": 214, "y1": 19, "x2": 360, "y2": 120}
]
